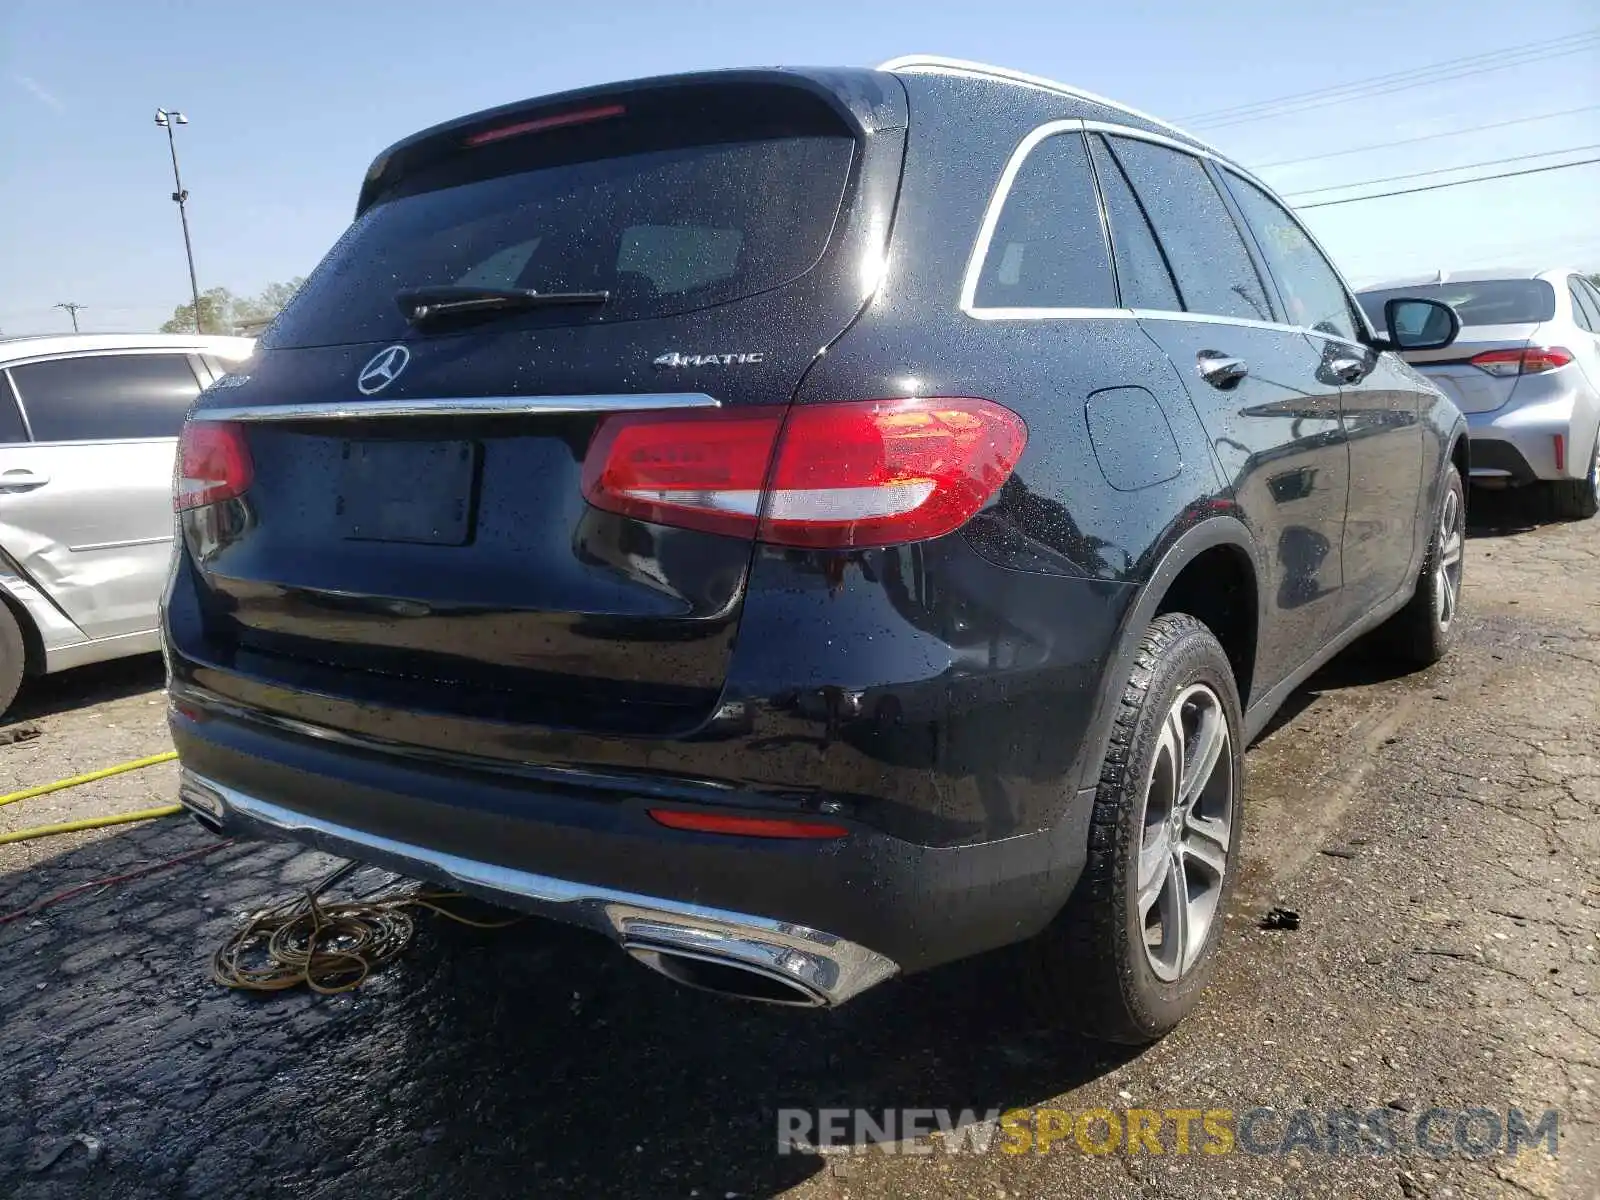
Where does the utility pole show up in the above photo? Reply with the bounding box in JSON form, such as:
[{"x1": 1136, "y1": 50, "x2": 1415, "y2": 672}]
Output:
[
  {"x1": 54, "y1": 302, "x2": 86, "y2": 333},
  {"x1": 154, "y1": 108, "x2": 204, "y2": 334}
]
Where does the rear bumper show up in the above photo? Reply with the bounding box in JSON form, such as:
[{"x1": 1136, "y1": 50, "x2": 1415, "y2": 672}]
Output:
[
  {"x1": 179, "y1": 768, "x2": 898, "y2": 1005},
  {"x1": 1465, "y1": 380, "x2": 1595, "y2": 482},
  {"x1": 169, "y1": 700, "x2": 1094, "y2": 983}
]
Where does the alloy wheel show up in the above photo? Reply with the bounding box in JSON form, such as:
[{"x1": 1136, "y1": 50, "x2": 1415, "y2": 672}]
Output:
[
  {"x1": 1434, "y1": 485, "x2": 1464, "y2": 630},
  {"x1": 1135, "y1": 683, "x2": 1234, "y2": 983}
]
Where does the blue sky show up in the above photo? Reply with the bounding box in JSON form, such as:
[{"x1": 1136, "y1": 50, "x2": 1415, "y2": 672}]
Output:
[{"x1": 1, "y1": 0, "x2": 1595, "y2": 335}]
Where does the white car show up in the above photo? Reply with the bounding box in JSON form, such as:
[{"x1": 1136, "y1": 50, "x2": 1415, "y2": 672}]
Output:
[
  {"x1": 0, "y1": 332, "x2": 254, "y2": 715},
  {"x1": 1357, "y1": 268, "x2": 1600, "y2": 519}
]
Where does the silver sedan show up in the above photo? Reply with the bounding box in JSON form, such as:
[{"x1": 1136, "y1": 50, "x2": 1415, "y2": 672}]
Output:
[
  {"x1": 0, "y1": 332, "x2": 253, "y2": 715},
  {"x1": 1358, "y1": 267, "x2": 1600, "y2": 519}
]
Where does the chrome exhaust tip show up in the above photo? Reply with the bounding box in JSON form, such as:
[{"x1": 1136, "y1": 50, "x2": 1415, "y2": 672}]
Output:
[
  {"x1": 177, "y1": 773, "x2": 228, "y2": 835},
  {"x1": 611, "y1": 912, "x2": 897, "y2": 1008},
  {"x1": 625, "y1": 944, "x2": 828, "y2": 1007}
]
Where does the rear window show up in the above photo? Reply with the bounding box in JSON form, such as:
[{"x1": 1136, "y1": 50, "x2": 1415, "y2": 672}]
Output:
[
  {"x1": 1357, "y1": 279, "x2": 1556, "y2": 328},
  {"x1": 269, "y1": 97, "x2": 856, "y2": 348}
]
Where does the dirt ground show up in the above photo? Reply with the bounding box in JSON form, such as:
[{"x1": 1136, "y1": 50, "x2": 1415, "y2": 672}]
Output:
[{"x1": 1, "y1": 490, "x2": 1595, "y2": 1199}]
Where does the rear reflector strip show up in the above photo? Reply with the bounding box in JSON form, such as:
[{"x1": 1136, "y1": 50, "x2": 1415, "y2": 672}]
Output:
[
  {"x1": 464, "y1": 103, "x2": 626, "y2": 147},
  {"x1": 647, "y1": 810, "x2": 850, "y2": 839}
]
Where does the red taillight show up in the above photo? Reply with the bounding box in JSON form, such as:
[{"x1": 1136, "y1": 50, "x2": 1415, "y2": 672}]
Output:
[
  {"x1": 175, "y1": 421, "x2": 253, "y2": 511},
  {"x1": 581, "y1": 398, "x2": 1027, "y2": 549},
  {"x1": 1468, "y1": 346, "x2": 1574, "y2": 376},
  {"x1": 647, "y1": 809, "x2": 849, "y2": 839},
  {"x1": 464, "y1": 103, "x2": 626, "y2": 147}
]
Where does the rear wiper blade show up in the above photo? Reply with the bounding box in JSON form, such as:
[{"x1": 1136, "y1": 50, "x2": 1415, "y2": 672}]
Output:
[{"x1": 396, "y1": 286, "x2": 610, "y2": 323}]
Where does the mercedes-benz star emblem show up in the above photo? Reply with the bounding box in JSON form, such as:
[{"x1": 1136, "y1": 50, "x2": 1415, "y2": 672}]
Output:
[{"x1": 357, "y1": 345, "x2": 410, "y2": 395}]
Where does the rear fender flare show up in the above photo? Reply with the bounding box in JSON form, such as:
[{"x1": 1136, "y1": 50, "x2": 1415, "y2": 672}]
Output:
[{"x1": 1072, "y1": 515, "x2": 1261, "y2": 795}]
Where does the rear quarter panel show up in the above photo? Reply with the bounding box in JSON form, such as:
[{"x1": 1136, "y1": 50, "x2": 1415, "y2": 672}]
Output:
[{"x1": 715, "y1": 72, "x2": 1240, "y2": 843}]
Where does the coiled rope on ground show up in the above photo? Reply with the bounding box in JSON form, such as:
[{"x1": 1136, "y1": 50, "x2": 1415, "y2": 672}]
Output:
[
  {"x1": 0, "y1": 748, "x2": 520, "y2": 989},
  {"x1": 210, "y1": 860, "x2": 521, "y2": 994}
]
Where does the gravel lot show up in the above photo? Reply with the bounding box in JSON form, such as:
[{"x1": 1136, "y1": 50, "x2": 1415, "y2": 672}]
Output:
[{"x1": 1, "y1": 491, "x2": 1595, "y2": 1199}]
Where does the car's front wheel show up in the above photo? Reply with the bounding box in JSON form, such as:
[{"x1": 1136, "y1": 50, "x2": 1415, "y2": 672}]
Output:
[{"x1": 1026, "y1": 613, "x2": 1243, "y2": 1044}]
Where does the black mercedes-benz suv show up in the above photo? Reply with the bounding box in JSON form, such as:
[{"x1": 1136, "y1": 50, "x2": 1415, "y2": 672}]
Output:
[{"x1": 165, "y1": 56, "x2": 1468, "y2": 1042}]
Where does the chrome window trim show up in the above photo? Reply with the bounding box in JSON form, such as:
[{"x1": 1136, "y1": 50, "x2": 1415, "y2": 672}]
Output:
[
  {"x1": 193, "y1": 393, "x2": 721, "y2": 422},
  {"x1": 960, "y1": 117, "x2": 1378, "y2": 354},
  {"x1": 0, "y1": 346, "x2": 220, "y2": 372},
  {"x1": 15, "y1": 437, "x2": 179, "y2": 449},
  {"x1": 1133, "y1": 309, "x2": 1301, "y2": 334},
  {"x1": 1133, "y1": 308, "x2": 1370, "y2": 351},
  {"x1": 966, "y1": 306, "x2": 1136, "y2": 323},
  {"x1": 878, "y1": 55, "x2": 1223, "y2": 157},
  {"x1": 959, "y1": 119, "x2": 1094, "y2": 317}
]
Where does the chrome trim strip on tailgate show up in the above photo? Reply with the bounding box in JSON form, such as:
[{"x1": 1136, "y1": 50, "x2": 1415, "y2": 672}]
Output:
[{"x1": 193, "y1": 393, "x2": 720, "y2": 421}]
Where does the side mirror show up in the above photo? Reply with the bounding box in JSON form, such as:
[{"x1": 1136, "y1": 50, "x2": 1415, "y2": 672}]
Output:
[{"x1": 1384, "y1": 297, "x2": 1461, "y2": 352}]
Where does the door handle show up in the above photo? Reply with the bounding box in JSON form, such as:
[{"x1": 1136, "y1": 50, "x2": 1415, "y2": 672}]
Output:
[
  {"x1": 1328, "y1": 355, "x2": 1367, "y2": 383},
  {"x1": 0, "y1": 468, "x2": 49, "y2": 491},
  {"x1": 1197, "y1": 352, "x2": 1249, "y2": 389}
]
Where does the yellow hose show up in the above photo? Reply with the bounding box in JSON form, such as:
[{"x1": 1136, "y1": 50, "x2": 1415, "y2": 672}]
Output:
[
  {"x1": 0, "y1": 751, "x2": 178, "y2": 808},
  {"x1": 0, "y1": 804, "x2": 183, "y2": 845}
]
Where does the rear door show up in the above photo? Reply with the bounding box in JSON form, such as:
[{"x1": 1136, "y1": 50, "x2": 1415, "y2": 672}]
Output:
[
  {"x1": 1092, "y1": 131, "x2": 1350, "y2": 690},
  {"x1": 176, "y1": 75, "x2": 907, "y2": 738},
  {"x1": 1, "y1": 351, "x2": 201, "y2": 638}
]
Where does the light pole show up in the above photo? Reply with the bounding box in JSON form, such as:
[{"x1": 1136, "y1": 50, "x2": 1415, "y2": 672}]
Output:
[
  {"x1": 54, "y1": 302, "x2": 86, "y2": 332},
  {"x1": 154, "y1": 108, "x2": 204, "y2": 334}
]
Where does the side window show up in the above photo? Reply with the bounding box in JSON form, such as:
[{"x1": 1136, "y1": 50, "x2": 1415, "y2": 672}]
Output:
[
  {"x1": 1582, "y1": 279, "x2": 1600, "y2": 329},
  {"x1": 1087, "y1": 135, "x2": 1181, "y2": 311},
  {"x1": 10, "y1": 353, "x2": 202, "y2": 442},
  {"x1": 972, "y1": 131, "x2": 1117, "y2": 310},
  {"x1": 1223, "y1": 172, "x2": 1359, "y2": 341},
  {"x1": 1568, "y1": 280, "x2": 1599, "y2": 332},
  {"x1": 1103, "y1": 136, "x2": 1271, "y2": 323},
  {"x1": 0, "y1": 373, "x2": 28, "y2": 443}
]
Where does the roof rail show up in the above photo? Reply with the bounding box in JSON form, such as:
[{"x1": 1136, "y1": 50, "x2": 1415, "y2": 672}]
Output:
[{"x1": 876, "y1": 54, "x2": 1221, "y2": 155}]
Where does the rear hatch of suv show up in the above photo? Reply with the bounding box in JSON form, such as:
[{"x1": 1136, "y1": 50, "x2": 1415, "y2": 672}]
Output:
[
  {"x1": 1357, "y1": 277, "x2": 1558, "y2": 414},
  {"x1": 171, "y1": 71, "x2": 908, "y2": 742}
]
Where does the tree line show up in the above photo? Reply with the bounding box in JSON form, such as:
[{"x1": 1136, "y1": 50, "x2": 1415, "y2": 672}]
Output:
[{"x1": 160, "y1": 278, "x2": 305, "y2": 336}]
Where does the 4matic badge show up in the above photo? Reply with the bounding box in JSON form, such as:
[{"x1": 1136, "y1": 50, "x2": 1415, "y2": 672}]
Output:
[{"x1": 652, "y1": 350, "x2": 766, "y2": 369}]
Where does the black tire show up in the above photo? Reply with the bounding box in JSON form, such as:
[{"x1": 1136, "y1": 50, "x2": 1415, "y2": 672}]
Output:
[
  {"x1": 0, "y1": 600, "x2": 25, "y2": 719},
  {"x1": 1544, "y1": 431, "x2": 1600, "y2": 521},
  {"x1": 1024, "y1": 613, "x2": 1244, "y2": 1044},
  {"x1": 1382, "y1": 465, "x2": 1465, "y2": 667}
]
